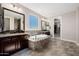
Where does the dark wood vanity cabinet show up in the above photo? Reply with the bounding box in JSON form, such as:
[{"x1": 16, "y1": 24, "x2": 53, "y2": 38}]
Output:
[{"x1": 0, "y1": 34, "x2": 28, "y2": 56}]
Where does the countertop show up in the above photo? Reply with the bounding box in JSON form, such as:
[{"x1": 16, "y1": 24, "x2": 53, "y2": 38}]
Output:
[{"x1": 0, "y1": 33, "x2": 29, "y2": 38}]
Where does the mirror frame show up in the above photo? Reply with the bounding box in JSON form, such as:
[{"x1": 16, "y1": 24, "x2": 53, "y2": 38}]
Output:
[{"x1": 3, "y1": 7, "x2": 25, "y2": 32}]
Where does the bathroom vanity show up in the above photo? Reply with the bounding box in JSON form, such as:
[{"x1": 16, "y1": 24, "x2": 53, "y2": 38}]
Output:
[{"x1": 0, "y1": 33, "x2": 28, "y2": 56}]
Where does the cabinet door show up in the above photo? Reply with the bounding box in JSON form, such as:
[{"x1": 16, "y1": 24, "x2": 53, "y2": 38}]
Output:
[
  {"x1": 0, "y1": 38, "x2": 4, "y2": 55},
  {"x1": 20, "y1": 36, "x2": 28, "y2": 49},
  {"x1": 15, "y1": 36, "x2": 20, "y2": 50},
  {"x1": 3, "y1": 37, "x2": 12, "y2": 55},
  {"x1": 0, "y1": 37, "x2": 11, "y2": 55},
  {"x1": 11, "y1": 36, "x2": 20, "y2": 51}
]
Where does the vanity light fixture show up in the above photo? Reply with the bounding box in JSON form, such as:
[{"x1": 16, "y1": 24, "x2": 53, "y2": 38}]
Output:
[
  {"x1": 9, "y1": 4, "x2": 13, "y2": 8},
  {"x1": 10, "y1": 3, "x2": 22, "y2": 12}
]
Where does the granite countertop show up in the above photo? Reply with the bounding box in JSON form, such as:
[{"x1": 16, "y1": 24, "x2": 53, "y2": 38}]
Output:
[{"x1": 0, "y1": 33, "x2": 29, "y2": 38}]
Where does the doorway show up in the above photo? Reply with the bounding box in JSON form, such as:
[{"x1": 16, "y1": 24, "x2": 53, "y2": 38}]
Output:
[{"x1": 54, "y1": 18, "x2": 61, "y2": 39}]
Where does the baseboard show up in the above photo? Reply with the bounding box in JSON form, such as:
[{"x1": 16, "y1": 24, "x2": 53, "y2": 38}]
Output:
[{"x1": 61, "y1": 38, "x2": 79, "y2": 46}]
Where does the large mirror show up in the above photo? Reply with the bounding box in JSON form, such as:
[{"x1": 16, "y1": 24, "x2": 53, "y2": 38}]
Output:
[
  {"x1": 3, "y1": 8, "x2": 25, "y2": 33},
  {"x1": 41, "y1": 20, "x2": 50, "y2": 31}
]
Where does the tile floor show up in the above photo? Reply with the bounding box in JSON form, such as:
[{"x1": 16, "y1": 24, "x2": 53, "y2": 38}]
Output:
[{"x1": 12, "y1": 38, "x2": 79, "y2": 56}]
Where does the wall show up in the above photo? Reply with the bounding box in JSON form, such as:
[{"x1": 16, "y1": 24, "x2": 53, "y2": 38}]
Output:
[
  {"x1": 76, "y1": 8, "x2": 79, "y2": 43},
  {"x1": 62, "y1": 11, "x2": 77, "y2": 42},
  {"x1": 1, "y1": 3, "x2": 43, "y2": 31},
  {"x1": 59, "y1": 9, "x2": 79, "y2": 43}
]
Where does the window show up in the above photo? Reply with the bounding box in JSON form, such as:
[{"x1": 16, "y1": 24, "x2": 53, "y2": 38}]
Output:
[{"x1": 29, "y1": 15, "x2": 38, "y2": 29}]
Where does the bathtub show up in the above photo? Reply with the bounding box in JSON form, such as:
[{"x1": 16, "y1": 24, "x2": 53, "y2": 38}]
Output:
[
  {"x1": 28, "y1": 34, "x2": 50, "y2": 50},
  {"x1": 28, "y1": 34, "x2": 49, "y2": 42}
]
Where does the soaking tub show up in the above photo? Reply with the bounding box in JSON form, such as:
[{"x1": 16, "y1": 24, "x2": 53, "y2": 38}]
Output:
[{"x1": 28, "y1": 34, "x2": 50, "y2": 50}]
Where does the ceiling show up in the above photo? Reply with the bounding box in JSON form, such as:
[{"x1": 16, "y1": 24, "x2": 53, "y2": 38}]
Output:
[{"x1": 21, "y1": 3, "x2": 79, "y2": 17}]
